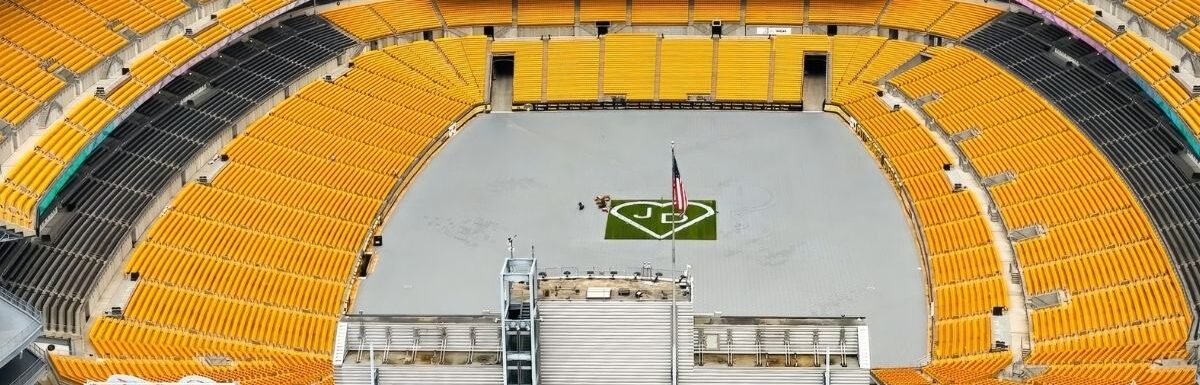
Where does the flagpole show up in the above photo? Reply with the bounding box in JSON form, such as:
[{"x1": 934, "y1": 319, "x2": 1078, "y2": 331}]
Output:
[{"x1": 670, "y1": 141, "x2": 678, "y2": 385}]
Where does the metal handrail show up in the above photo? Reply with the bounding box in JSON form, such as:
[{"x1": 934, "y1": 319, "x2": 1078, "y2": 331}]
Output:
[{"x1": 0, "y1": 286, "x2": 39, "y2": 321}]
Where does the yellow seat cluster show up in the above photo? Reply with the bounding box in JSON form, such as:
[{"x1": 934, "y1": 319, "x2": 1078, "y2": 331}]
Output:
[
  {"x1": 324, "y1": 0, "x2": 1002, "y2": 41},
  {"x1": 1024, "y1": 0, "x2": 1200, "y2": 157},
  {"x1": 51, "y1": 36, "x2": 488, "y2": 384},
  {"x1": 837, "y1": 67, "x2": 1009, "y2": 383},
  {"x1": 891, "y1": 46, "x2": 1193, "y2": 381},
  {"x1": 0, "y1": 0, "x2": 298, "y2": 231}
]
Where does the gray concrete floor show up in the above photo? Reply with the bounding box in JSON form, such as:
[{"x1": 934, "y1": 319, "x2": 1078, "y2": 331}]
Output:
[{"x1": 356, "y1": 110, "x2": 929, "y2": 366}]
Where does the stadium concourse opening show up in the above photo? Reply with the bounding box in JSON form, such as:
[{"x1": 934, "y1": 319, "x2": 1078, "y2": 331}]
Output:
[
  {"x1": 803, "y1": 54, "x2": 828, "y2": 111},
  {"x1": 490, "y1": 55, "x2": 514, "y2": 112},
  {"x1": 353, "y1": 110, "x2": 930, "y2": 369}
]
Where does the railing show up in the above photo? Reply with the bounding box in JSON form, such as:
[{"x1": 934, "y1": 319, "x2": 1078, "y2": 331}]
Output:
[
  {"x1": 537, "y1": 266, "x2": 688, "y2": 281},
  {"x1": 0, "y1": 285, "x2": 40, "y2": 321}
]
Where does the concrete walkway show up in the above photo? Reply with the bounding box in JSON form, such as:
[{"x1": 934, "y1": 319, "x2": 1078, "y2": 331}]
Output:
[{"x1": 883, "y1": 90, "x2": 1032, "y2": 366}]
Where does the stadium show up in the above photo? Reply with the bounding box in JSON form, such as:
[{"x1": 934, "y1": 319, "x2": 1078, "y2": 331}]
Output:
[{"x1": 0, "y1": 0, "x2": 1196, "y2": 384}]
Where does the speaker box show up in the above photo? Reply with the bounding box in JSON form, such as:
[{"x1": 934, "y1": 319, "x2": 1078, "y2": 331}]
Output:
[{"x1": 373, "y1": 235, "x2": 383, "y2": 246}]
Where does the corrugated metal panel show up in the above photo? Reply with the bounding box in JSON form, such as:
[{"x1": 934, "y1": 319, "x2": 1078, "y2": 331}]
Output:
[
  {"x1": 681, "y1": 367, "x2": 871, "y2": 385},
  {"x1": 334, "y1": 365, "x2": 503, "y2": 385},
  {"x1": 692, "y1": 324, "x2": 861, "y2": 355},
  {"x1": 342, "y1": 322, "x2": 502, "y2": 353},
  {"x1": 538, "y1": 300, "x2": 694, "y2": 385}
]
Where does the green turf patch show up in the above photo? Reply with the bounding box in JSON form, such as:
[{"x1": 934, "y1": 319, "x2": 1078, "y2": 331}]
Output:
[{"x1": 604, "y1": 199, "x2": 717, "y2": 240}]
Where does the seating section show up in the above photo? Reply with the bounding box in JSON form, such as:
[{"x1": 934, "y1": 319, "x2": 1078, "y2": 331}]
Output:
[
  {"x1": 1029, "y1": 363, "x2": 1197, "y2": 385},
  {"x1": 1021, "y1": 0, "x2": 1200, "y2": 145},
  {"x1": 831, "y1": 42, "x2": 1010, "y2": 383},
  {"x1": 546, "y1": 39, "x2": 600, "y2": 101},
  {"x1": 53, "y1": 355, "x2": 334, "y2": 385},
  {"x1": 0, "y1": 0, "x2": 300, "y2": 232},
  {"x1": 602, "y1": 34, "x2": 657, "y2": 100},
  {"x1": 50, "y1": 35, "x2": 486, "y2": 384},
  {"x1": 716, "y1": 39, "x2": 771, "y2": 101},
  {"x1": 693, "y1": 0, "x2": 740, "y2": 22},
  {"x1": 323, "y1": 0, "x2": 1001, "y2": 41},
  {"x1": 872, "y1": 367, "x2": 933, "y2": 385},
  {"x1": 20, "y1": 3, "x2": 1200, "y2": 385},
  {"x1": 659, "y1": 37, "x2": 714, "y2": 100},
  {"x1": 438, "y1": 0, "x2": 513, "y2": 27},
  {"x1": 0, "y1": 15, "x2": 354, "y2": 337},
  {"x1": 807, "y1": 0, "x2": 886, "y2": 26},
  {"x1": 631, "y1": 0, "x2": 689, "y2": 25},
  {"x1": 579, "y1": 0, "x2": 628, "y2": 22},
  {"x1": 964, "y1": 13, "x2": 1200, "y2": 363},
  {"x1": 0, "y1": 0, "x2": 189, "y2": 127},
  {"x1": 1122, "y1": 0, "x2": 1200, "y2": 52},
  {"x1": 518, "y1": 0, "x2": 575, "y2": 26},
  {"x1": 892, "y1": 44, "x2": 1192, "y2": 378},
  {"x1": 321, "y1": 0, "x2": 442, "y2": 41},
  {"x1": 501, "y1": 34, "x2": 957, "y2": 104}
]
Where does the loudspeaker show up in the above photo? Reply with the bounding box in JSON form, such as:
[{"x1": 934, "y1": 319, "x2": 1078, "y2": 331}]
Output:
[
  {"x1": 357, "y1": 254, "x2": 372, "y2": 277},
  {"x1": 219, "y1": 154, "x2": 229, "y2": 162},
  {"x1": 422, "y1": 30, "x2": 433, "y2": 41},
  {"x1": 373, "y1": 235, "x2": 383, "y2": 246},
  {"x1": 129, "y1": 272, "x2": 140, "y2": 281},
  {"x1": 992, "y1": 306, "x2": 1004, "y2": 316},
  {"x1": 943, "y1": 164, "x2": 952, "y2": 171},
  {"x1": 597, "y1": 21, "x2": 609, "y2": 35},
  {"x1": 711, "y1": 20, "x2": 722, "y2": 36},
  {"x1": 63, "y1": 202, "x2": 76, "y2": 212},
  {"x1": 484, "y1": 26, "x2": 495, "y2": 37}
]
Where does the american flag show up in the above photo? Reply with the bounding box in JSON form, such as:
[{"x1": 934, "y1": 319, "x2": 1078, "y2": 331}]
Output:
[{"x1": 671, "y1": 148, "x2": 687, "y2": 213}]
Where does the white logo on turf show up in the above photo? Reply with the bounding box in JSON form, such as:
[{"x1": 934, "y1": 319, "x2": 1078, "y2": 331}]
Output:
[{"x1": 610, "y1": 201, "x2": 714, "y2": 240}]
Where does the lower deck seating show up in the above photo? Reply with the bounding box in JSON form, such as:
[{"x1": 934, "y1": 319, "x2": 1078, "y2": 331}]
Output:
[
  {"x1": 51, "y1": 35, "x2": 486, "y2": 384},
  {"x1": 833, "y1": 43, "x2": 1010, "y2": 382},
  {"x1": 964, "y1": 15, "x2": 1200, "y2": 341},
  {"x1": 892, "y1": 44, "x2": 1192, "y2": 379}
]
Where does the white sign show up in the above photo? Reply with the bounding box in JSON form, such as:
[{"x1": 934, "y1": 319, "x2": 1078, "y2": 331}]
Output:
[{"x1": 756, "y1": 27, "x2": 793, "y2": 35}]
